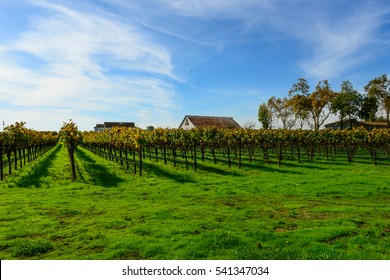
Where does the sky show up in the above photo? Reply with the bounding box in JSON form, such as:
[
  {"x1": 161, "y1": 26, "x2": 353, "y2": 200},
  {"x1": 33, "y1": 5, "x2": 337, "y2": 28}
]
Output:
[{"x1": 1, "y1": 0, "x2": 390, "y2": 131}]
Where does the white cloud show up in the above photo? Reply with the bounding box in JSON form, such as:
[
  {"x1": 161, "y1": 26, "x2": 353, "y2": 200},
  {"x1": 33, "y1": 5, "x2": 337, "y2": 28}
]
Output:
[
  {"x1": 0, "y1": 0, "x2": 181, "y2": 130},
  {"x1": 162, "y1": 0, "x2": 273, "y2": 19},
  {"x1": 13, "y1": 1, "x2": 175, "y2": 78},
  {"x1": 1, "y1": 0, "x2": 389, "y2": 131},
  {"x1": 261, "y1": 0, "x2": 390, "y2": 80},
  {"x1": 158, "y1": 0, "x2": 390, "y2": 80},
  {"x1": 296, "y1": 4, "x2": 390, "y2": 79}
]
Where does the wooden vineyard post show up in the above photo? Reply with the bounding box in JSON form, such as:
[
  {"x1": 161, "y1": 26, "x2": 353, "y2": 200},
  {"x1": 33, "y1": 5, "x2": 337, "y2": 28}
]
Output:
[
  {"x1": 14, "y1": 146, "x2": 17, "y2": 171},
  {"x1": 139, "y1": 146, "x2": 142, "y2": 176},
  {"x1": 0, "y1": 140, "x2": 3, "y2": 180},
  {"x1": 7, "y1": 150, "x2": 11, "y2": 175},
  {"x1": 68, "y1": 146, "x2": 76, "y2": 181},
  {"x1": 193, "y1": 145, "x2": 197, "y2": 171},
  {"x1": 184, "y1": 150, "x2": 189, "y2": 170},
  {"x1": 19, "y1": 149, "x2": 22, "y2": 168},
  {"x1": 133, "y1": 151, "x2": 137, "y2": 175},
  {"x1": 163, "y1": 147, "x2": 167, "y2": 165},
  {"x1": 227, "y1": 146, "x2": 231, "y2": 168},
  {"x1": 125, "y1": 150, "x2": 129, "y2": 170},
  {"x1": 238, "y1": 139, "x2": 242, "y2": 169}
]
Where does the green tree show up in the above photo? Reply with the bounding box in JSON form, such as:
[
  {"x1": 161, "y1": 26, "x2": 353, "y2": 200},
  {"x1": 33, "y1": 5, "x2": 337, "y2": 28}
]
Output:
[
  {"x1": 267, "y1": 96, "x2": 295, "y2": 129},
  {"x1": 308, "y1": 80, "x2": 336, "y2": 130},
  {"x1": 331, "y1": 81, "x2": 363, "y2": 129},
  {"x1": 258, "y1": 103, "x2": 273, "y2": 129},
  {"x1": 289, "y1": 79, "x2": 335, "y2": 130},
  {"x1": 359, "y1": 94, "x2": 379, "y2": 122},
  {"x1": 288, "y1": 78, "x2": 310, "y2": 129},
  {"x1": 364, "y1": 74, "x2": 390, "y2": 126}
]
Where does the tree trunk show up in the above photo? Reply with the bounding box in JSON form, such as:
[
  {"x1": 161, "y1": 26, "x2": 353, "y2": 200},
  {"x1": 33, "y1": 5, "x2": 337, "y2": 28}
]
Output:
[{"x1": 68, "y1": 147, "x2": 76, "y2": 181}]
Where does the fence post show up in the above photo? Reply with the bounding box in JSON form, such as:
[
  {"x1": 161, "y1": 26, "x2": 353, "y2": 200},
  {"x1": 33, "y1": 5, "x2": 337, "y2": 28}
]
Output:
[
  {"x1": 139, "y1": 147, "x2": 142, "y2": 176},
  {"x1": 0, "y1": 140, "x2": 3, "y2": 180},
  {"x1": 193, "y1": 145, "x2": 197, "y2": 171},
  {"x1": 68, "y1": 146, "x2": 76, "y2": 181}
]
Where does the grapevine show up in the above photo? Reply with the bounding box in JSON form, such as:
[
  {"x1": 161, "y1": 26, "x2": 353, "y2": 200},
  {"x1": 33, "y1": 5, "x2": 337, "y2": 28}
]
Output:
[
  {"x1": 0, "y1": 122, "x2": 58, "y2": 180},
  {"x1": 80, "y1": 127, "x2": 390, "y2": 175}
]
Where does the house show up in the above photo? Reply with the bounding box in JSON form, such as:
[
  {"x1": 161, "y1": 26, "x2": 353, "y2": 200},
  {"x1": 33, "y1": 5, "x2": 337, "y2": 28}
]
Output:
[
  {"x1": 94, "y1": 122, "x2": 135, "y2": 132},
  {"x1": 94, "y1": 124, "x2": 105, "y2": 132},
  {"x1": 178, "y1": 115, "x2": 241, "y2": 130},
  {"x1": 324, "y1": 119, "x2": 388, "y2": 131}
]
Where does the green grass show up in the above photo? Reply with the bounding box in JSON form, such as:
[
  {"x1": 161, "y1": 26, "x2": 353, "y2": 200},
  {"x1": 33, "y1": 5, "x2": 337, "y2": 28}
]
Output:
[{"x1": 0, "y1": 144, "x2": 389, "y2": 260}]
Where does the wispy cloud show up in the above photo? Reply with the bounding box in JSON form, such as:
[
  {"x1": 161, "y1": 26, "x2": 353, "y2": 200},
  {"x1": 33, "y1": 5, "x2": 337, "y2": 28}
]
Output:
[
  {"x1": 151, "y1": 0, "x2": 390, "y2": 80},
  {"x1": 293, "y1": 1, "x2": 390, "y2": 79},
  {"x1": 1, "y1": 0, "x2": 389, "y2": 130},
  {"x1": 0, "y1": 0, "x2": 181, "y2": 130}
]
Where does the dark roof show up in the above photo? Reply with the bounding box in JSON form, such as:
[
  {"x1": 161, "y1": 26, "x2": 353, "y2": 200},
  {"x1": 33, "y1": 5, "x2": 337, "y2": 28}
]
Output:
[
  {"x1": 180, "y1": 115, "x2": 241, "y2": 128},
  {"x1": 325, "y1": 120, "x2": 388, "y2": 128},
  {"x1": 103, "y1": 122, "x2": 135, "y2": 128}
]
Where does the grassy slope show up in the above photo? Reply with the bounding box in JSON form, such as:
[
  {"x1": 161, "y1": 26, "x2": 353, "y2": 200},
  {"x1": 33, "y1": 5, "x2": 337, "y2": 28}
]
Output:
[{"x1": 0, "y1": 145, "x2": 389, "y2": 260}]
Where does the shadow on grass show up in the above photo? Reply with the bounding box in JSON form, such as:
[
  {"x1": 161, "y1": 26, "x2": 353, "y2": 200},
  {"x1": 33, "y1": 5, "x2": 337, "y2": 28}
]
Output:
[
  {"x1": 15, "y1": 145, "x2": 61, "y2": 188},
  {"x1": 202, "y1": 157, "x2": 304, "y2": 175},
  {"x1": 196, "y1": 162, "x2": 244, "y2": 177},
  {"x1": 75, "y1": 149, "x2": 125, "y2": 188},
  {"x1": 142, "y1": 162, "x2": 196, "y2": 183}
]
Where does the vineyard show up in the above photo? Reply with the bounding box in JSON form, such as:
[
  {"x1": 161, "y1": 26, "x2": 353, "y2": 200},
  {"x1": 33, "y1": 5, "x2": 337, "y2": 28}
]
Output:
[
  {"x1": 81, "y1": 127, "x2": 390, "y2": 176},
  {"x1": 2, "y1": 122, "x2": 390, "y2": 180},
  {"x1": 1, "y1": 121, "x2": 389, "y2": 260},
  {"x1": 0, "y1": 122, "x2": 58, "y2": 180}
]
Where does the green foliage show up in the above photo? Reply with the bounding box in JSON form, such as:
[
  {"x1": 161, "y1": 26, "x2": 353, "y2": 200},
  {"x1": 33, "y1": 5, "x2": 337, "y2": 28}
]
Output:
[
  {"x1": 331, "y1": 81, "x2": 363, "y2": 128},
  {"x1": 359, "y1": 95, "x2": 379, "y2": 122},
  {"x1": 82, "y1": 127, "x2": 390, "y2": 166},
  {"x1": 267, "y1": 96, "x2": 295, "y2": 129},
  {"x1": 258, "y1": 103, "x2": 273, "y2": 129},
  {"x1": 59, "y1": 120, "x2": 82, "y2": 180},
  {"x1": 287, "y1": 78, "x2": 336, "y2": 130},
  {"x1": 365, "y1": 74, "x2": 390, "y2": 125},
  {"x1": 1, "y1": 122, "x2": 57, "y2": 151},
  {"x1": 59, "y1": 120, "x2": 83, "y2": 149}
]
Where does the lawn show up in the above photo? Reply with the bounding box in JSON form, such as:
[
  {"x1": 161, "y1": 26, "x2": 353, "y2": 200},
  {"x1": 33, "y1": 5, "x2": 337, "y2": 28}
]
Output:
[{"x1": 0, "y1": 144, "x2": 389, "y2": 259}]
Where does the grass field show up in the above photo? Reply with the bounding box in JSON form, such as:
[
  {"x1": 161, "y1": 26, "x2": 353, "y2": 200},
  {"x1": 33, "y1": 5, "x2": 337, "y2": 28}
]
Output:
[{"x1": 0, "y1": 144, "x2": 389, "y2": 260}]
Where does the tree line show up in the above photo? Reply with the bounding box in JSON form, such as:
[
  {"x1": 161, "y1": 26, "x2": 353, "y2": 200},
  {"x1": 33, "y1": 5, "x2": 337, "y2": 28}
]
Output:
[{"x1": 258, "y1": 74, "x2": 390, "y2": 130}]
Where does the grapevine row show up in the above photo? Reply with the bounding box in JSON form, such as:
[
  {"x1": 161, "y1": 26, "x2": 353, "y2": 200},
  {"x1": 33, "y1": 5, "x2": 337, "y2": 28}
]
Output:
[
  {"x1": 81, "y1": 127, "x2": 390, "y2": 175},
  {"x1": 0, "y1": 122, "x2": 58, "y2": 180}
]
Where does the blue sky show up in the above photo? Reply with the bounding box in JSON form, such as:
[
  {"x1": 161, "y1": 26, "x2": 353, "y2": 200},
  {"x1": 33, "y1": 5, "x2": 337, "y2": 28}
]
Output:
[{"x1": 1, "y1": 0, "x2": 390, "y2": 131}]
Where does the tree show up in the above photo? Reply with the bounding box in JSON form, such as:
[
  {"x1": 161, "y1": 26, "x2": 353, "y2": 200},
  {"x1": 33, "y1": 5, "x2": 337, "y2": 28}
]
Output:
[
  {"x1": 243, "y1": 121, "x2": 257, "y2": 129},
  {"x1": 364, "y1": 74, "x2": 390, "y2": 126},
  {"x1": 359, "y1": 94, "x2": 378, "y2": 122},
  {"x1": 308, "y1": 80, "x2": 336, "y2": 130},
  {"x1": 267, "y1": 96, "x2": 295, "y2": 129},
  {"x1": 289, "y1": 79, "x2": 335, "y2": 130},
  {"x1": 258, "y1": 103, "x2": 273, "y2": 129},
  {"x1": 290, "y1": 77, "x2": 310, "y2": 96},
  {"x1": 331, "y1": 81, "x2": 362, "y2": 129},
  {"x1": 288, "y1": 78, "x2": 310, "y2": 129},
  {"x1": 60, "y1": 120, "x2": 83, "y2": 180}
]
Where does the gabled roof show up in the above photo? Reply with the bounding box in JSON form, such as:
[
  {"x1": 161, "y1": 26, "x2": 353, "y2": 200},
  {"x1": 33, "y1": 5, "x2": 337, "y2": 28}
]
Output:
[
  {"x1": 94, "y1": 122, "x2": 136, "y2": 131},
  {"x1": 324, "y1": 119, "x2": 388, "y2": 130},
  {"x1": 103, "y1": 122, "x2": 135, "y2": 128},
  {"x1": 180, "y1": 115, "x2": 241, "y2": 128}
]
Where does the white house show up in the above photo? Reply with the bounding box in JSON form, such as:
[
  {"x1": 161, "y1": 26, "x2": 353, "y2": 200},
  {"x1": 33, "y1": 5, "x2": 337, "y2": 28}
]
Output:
[{"x1": 178, "y1": 115, "x2": 241, "y2": 130}]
